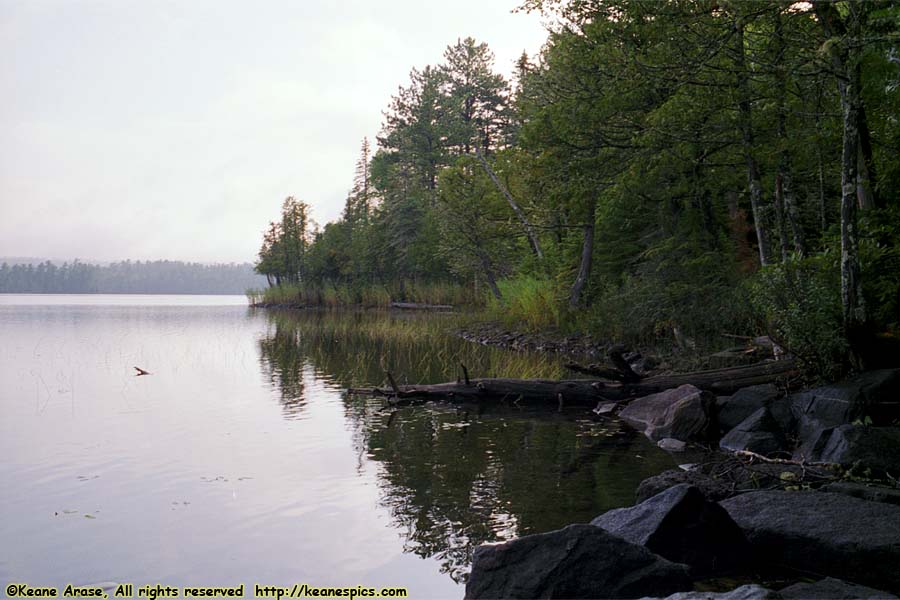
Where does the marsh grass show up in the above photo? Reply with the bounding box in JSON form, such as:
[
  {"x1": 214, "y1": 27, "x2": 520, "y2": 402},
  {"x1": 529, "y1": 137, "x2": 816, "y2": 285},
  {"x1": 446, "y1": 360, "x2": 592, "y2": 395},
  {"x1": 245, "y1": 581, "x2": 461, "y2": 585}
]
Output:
[
  {"x1": 259, "y1": 310, "x2": 568, "y2": 390},
  {"x1": 248, "y1": 281, "x2": 481, "y2": 309}
]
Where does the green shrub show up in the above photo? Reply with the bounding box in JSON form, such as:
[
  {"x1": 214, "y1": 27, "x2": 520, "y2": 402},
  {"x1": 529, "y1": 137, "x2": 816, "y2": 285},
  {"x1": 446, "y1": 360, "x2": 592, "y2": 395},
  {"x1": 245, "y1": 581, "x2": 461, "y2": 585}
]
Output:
[
  {"x1": 859, "y1": 207, "x2": 900, "y2": 333},
  {"x1": 749, "y1": 255, "x2": 847, "y2": 380},
  {"x1": 582, "y1": 239, "x2": 754, "y2": 353}
]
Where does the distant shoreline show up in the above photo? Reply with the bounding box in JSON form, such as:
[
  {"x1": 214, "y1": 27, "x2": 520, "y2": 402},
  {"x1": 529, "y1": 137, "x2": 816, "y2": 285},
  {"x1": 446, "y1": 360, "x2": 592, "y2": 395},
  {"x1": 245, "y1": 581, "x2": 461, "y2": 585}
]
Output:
[
  {"x1": 0, "y1": 260, "x2": 265, "y2": 295},
  {"x1": 0, "y1": 291, "x2": 248, "y2": 296}
]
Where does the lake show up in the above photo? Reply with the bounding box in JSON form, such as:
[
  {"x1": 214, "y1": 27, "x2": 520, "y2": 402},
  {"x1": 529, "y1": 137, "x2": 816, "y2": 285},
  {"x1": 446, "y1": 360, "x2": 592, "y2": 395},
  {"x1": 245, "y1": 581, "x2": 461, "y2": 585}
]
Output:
[{"x1": 0, "y1": 295, "x2": 677, "y2": 597}]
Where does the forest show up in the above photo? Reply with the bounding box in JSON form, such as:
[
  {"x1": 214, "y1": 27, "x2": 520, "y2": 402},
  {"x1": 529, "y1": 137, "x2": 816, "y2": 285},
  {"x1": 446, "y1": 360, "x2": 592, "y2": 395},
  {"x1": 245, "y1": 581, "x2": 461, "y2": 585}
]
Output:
[
  {"x1": 0, "y1": 260, "x2": 265, "y2": 294},
  {"x1": 254, "y1": 0, "x2": 900, "y2": 379}
]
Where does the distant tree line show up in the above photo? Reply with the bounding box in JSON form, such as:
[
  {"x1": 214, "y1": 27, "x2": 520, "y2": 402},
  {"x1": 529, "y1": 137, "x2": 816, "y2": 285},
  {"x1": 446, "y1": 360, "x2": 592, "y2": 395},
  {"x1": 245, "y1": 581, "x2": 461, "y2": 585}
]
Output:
[
  {"x1": 0, "y1": 260, "x2": 266, "y2": 294},
  {"x1": 257, "y1": 3, "x2": 900, "y2": 376}
]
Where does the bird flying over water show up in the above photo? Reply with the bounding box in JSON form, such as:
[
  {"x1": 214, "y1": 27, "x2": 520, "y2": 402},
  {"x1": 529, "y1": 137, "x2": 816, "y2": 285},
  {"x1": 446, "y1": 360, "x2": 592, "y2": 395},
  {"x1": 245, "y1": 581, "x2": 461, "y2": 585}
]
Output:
[{"x1": 134, "y1": 367, "x2": 151, "y2": 376}]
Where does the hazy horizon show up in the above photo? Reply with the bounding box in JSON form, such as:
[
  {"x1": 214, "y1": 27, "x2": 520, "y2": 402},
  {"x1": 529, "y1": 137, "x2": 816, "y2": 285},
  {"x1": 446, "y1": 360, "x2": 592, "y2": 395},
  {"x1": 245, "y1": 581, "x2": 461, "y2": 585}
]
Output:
[
  {"x1": 0, "y1": 1, "x2": 548, "y2": 265},
  {"x1": 0, "y1": 255, "x2": 257, "y2": 267}
]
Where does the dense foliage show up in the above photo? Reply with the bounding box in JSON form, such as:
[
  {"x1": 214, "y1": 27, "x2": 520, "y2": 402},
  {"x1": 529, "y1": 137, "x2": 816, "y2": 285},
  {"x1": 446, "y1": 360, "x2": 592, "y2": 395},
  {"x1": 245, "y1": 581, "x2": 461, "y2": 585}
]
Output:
[
  {"x1": 256, "y1": 3, "x2": 900, "y2": 375},
  {"x1": 0, "y1": 260, "x2": 265, "y2": 294}
]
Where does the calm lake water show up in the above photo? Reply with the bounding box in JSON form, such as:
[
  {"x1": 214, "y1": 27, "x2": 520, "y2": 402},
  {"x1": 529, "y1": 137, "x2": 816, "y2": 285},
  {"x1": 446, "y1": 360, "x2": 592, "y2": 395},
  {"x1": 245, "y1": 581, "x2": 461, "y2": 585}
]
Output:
[{"x1": 0, "y1": 295, "x2": 676, "y2": 597}]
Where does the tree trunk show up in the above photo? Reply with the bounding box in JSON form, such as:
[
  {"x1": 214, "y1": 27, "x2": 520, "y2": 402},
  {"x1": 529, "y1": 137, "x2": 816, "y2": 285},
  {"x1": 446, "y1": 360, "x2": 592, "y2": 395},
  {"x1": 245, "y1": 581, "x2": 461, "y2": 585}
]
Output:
[
  {"x1": 814, "y1": 84, "x2": 828, "y2": 233},
  {"x1": 817, "y1": 0, "x2": 869, "y2": 369},
  {"x1": 478, "y1": 251, "x2": 503, "y2": 301},
  {"x1": 774, "y1": 173, "x2": 790, "y2": 263},
  {"x1": 856, "y1": 102, "x2": 882, "y2": 210},
  {"x1": 857, "y1": 146, "x2": 876, "y2": 210},
  {"x1": 474, "y1": 147, "x2": 544, "y2": 260},
  {"x1": 839, "y1": 63, "x2": 868, "y2": 370},
  {"x1": 569, "y1": 200, "x2": 596, "y2": 308},
  {"x1": 735, "y1": 18, "x2": 773, "y2": 266},
  {"x1": 780, "y1": 168, "x2": 805, "y2": 256},
  {"x1": 773, "y1": 11, "x2": 805, "y2": 258},
  {"x1": 818, "y1": 150, "x2": 827, "y2": 233}
]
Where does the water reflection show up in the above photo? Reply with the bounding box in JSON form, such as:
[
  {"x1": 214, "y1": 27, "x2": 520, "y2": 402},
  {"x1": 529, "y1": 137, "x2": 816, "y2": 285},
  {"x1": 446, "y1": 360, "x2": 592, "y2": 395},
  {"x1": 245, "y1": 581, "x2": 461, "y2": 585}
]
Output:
[
  {"x1": 258, "y1": 310, "x2": 677, "y2": 582},
  {"x1": 257, "y1": 321, "x2": 309, "y2": 418},
  {"x1": 257, "y1": 308, "x2": 571, "y2": 392}
]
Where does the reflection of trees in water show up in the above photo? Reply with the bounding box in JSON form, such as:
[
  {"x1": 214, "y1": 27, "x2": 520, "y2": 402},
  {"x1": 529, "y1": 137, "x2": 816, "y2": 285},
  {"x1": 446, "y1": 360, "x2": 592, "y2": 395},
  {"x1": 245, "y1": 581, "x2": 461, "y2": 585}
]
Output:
[
  {"x1": 363, "y1": 405, "x2": 676, "y2": 582},
  {"x1": 257, "y1": 319, "x2": 309, "y2": 418},
  {"x1": 256, "y1": 310, "x2": 676, "y2": 582}
]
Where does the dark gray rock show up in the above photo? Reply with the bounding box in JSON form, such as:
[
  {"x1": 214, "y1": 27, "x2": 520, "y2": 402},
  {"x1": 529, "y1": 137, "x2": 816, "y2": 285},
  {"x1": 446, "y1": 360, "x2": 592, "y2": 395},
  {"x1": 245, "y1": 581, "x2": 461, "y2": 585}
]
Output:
[
  {"x1": 717, "y1": 384, "x2": 785, "y2": 433},
  {"x1": 646, "y1": 585, "x2": 781, "y2": 600},
  {"x1": 817, "y1": 425, "x2": 900, "y2": 476},
  {"x1": 620, "y1": 384, "x2": 716, "y2": 442},
  {"x1": 465, "y1": 524, "x2": 692, "y2": 599},
  {"x1": 719, "y1": 407, "x2": 789, "y2": 456},
  {"x1": 794, "y1": 424, "x2": 838, "y2": 462},
  {"x1": 790, "y1": 369, "x2": 900, "y2": 460},
  {"x1": 592, "y1": 484, "x2": 749, "y2": 574},
  {"x1": 636, "y1": 470, "x2": 734, "y2": 503},
  {"x1": 779, "y1": 577, "x2": 897, "y2": 599},
  {"x1": 720, "y1": 491, "x2": 900, "y2": 591},
  {"x1": 822, "y1": 481, "x2": 900, "y2": 506}
]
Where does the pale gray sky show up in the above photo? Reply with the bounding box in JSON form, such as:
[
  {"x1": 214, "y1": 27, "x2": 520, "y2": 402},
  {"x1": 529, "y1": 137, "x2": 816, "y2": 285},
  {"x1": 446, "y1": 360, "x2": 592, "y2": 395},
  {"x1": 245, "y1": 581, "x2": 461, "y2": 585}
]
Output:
[{"x1": 0, "y1": 0, "x2": 548, "y2": 264}]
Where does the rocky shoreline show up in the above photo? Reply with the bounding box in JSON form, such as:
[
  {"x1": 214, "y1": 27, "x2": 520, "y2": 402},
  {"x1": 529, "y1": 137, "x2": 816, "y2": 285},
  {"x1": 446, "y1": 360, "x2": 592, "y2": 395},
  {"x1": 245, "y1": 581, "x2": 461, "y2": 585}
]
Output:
[
  {"x1": 457, "y1": 322, "x2": 613, "y2": 358},
  {"x1": 464, "y1": 368, "x2": 900, "y2": 599}
]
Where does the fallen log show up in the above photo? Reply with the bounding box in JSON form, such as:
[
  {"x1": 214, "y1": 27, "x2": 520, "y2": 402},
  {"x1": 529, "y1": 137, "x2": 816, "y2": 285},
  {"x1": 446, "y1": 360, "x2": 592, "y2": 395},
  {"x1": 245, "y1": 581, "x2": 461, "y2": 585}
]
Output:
[
  {"x1": 351, "y1": 378, "x2": 610, "y2": 406},
  {"x1": 564, "y1": 362, "x2": 628, "y2": 381},
  {"x1": 348, "y1": 359, "x2": 800, "y2": 407},
  {"x1": 637, "y1": 359, "x2": 798, "y2": 394},
  {"x1": 389, "y1": 302, "x2": 454, "y2": 311}
]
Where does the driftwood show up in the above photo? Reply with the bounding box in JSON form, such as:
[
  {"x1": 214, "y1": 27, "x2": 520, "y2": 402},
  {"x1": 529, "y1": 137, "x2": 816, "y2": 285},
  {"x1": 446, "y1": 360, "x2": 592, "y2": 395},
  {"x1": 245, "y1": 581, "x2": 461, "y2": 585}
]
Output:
[
  {"x1": 607, "y1": 345, "x2": 642, "y2": 382},
  {"x1": 349, "y1": 359, "x2": 800, "y2": 407},
  {"x1": 734, "y1": 449, "x2": 839, "y2": 469},
  {"x1": 566, "y1": 345, "x2": 641, "y2": 382},
  {"x1": 389, "y1": 302, "x2": 454, "y2": 311},
  {"x1": 565, "y1": 363, "x2": 630, "y2": 381}
]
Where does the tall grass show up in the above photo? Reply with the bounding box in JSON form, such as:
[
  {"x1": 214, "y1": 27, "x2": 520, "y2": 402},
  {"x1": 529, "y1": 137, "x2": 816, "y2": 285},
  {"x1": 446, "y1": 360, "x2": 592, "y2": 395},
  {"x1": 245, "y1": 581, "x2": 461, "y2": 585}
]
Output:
[
  {"x1": 247, "y1": 280, "x2": 483, "y2": 309},
  {"x1": 484, "y1": 276, "x2": 564, "y2": 330},
  {"x1": 260, "y1": 310, "x2": 568, "y2": 388}
]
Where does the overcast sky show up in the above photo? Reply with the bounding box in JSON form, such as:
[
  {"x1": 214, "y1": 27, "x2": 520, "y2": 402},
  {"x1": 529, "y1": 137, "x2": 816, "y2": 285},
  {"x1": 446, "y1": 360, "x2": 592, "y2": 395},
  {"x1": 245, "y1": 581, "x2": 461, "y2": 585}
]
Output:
[{"x1": 0, "y1": 0, "x2": 549, "y2": 264}]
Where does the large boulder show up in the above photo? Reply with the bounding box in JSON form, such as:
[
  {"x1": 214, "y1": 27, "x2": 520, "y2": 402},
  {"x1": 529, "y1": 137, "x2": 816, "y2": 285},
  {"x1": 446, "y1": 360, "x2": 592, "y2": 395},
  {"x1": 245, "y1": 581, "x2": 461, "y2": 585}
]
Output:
[
  {"x1": 592, "y1": 484, "x2": 749, "y2": 574},
  {"x1": 719, "y1": 407, "x2": 789, "y2": 456},
  {"x1": 790, "y1": 369, "x2": 900, "y2": 460},
  {"x1": 636, "y1": 470, "x2": 734, "y2": 504},
  {"x1": 645, "y1": 585, "x2": 781, "y2": 600},
  {"x1": 816, "y1": 425, "x2": 900, "y2": 476},
  {"x1": 822, "y1": 481, "x2": 900, "y2": 507},
  {"x1": 465, "y1": 524, "x2": 692, "y2": 599},
  {"x1": 720, "y1": 491, "x2": 900, "y2": 591},
  {"x1": 717, "y1": 384, "x2": 786, "y2": 433},
  {"x1": 620, "y1": 385, "x2": 716, "y2": 442},
  {"x1": 779, "y1": 577, "x2": 897, "y2": 599}
]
